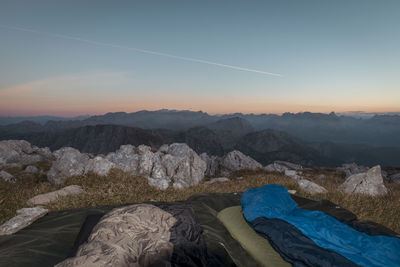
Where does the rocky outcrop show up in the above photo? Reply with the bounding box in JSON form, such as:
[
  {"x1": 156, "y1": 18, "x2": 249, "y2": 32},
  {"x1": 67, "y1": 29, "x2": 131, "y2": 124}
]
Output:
[
  {"x1": 106, "y1": 143, "x2": 207, "y2": 190},
  {"x1": 0, "y1": 207, "x2": 48, "y2": 235},
  {"x1": 339, "y1": 165, "x2": 388, "y2": 196},
  {"x1": 0, "y1": 140, "x2": 52, "y2": 168},
  {"x1": 47, "y1": 147, "x2": 90, "y2": 185},
  {"x1": 0, "y1": 170, "x2": 15, "y2": 183},
  {"x1": 219, "y1": 150, "x2": 262, "y2": 176},
  {"x1": 264, "y1": 161, "x2": 303, "y2": 173},
  {"x1": 298, "y1": 179, "x2": 328, "y2": 195},
  {"x1": 85, "y1": 156, "x2": 115, "y2": 176},
  {"x1": 27, "y1": 185, "x2": 84, "y2": 206}
]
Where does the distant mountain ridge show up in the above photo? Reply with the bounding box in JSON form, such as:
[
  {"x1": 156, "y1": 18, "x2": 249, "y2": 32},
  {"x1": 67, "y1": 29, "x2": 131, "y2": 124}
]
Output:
[
  {"x1": 1, "y1": 110, "x2": 399, "y2": 147},
  {"x1": 1, "y1": 110, "x2": 400, "y2": 167}
]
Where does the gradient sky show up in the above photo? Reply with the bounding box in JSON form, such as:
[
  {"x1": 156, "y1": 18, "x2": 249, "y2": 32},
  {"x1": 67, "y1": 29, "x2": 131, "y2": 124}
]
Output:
[{"x1": 0, "y1": 0, "x2": 399, "y2": 116}]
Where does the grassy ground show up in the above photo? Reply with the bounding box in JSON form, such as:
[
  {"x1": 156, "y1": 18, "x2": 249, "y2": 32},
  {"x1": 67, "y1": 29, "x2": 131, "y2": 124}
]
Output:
[{"x1": 1, "y1": 164, "x2": 399, "y2": 233}]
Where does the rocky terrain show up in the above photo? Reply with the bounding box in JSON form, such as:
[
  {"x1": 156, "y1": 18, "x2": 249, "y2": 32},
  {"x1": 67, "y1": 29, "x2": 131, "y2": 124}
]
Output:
[
  {"x1": 1, "y1": 139, "x2": 400, "y2": 236},
  {"x1": 1, "y1": 139, "x2": 399, "y2": 193}
]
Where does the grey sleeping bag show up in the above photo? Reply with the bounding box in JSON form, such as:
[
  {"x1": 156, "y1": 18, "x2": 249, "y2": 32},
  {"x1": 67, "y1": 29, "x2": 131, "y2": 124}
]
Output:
[{"x1": 56, "y1": 203, "x2": 207, "y2": 267}]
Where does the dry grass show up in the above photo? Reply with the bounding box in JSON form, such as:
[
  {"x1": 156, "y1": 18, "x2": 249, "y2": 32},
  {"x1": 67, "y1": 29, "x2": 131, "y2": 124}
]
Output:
[{"x1": 1, "y1": 166, "x2": 399, "y2": 234}]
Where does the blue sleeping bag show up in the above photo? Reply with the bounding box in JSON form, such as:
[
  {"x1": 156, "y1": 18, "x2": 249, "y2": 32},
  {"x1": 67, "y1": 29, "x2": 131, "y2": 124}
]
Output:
[{"x1": 241, "y1": 184, "x2": 400, "y2": 267}]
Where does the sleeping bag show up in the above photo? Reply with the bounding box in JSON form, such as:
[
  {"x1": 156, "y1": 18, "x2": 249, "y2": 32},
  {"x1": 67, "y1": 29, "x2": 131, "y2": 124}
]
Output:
[{"x1": 241, "y1": 184, "x2": 400, "y2": 267}]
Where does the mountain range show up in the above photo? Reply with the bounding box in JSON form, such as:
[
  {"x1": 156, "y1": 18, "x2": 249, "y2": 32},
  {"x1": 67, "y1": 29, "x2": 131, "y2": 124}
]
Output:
[{"x1": 1, "y1": 110, "x2": 400, "y2": 167}]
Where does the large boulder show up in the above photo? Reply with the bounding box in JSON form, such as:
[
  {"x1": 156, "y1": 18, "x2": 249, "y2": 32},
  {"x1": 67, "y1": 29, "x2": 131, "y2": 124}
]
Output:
[
  {"x1": 298, "y1": 179, "x2": 327, "y2": 195},
  {"x1": 0, "y1": 170, "x2": 16, "y2": 183},
  {"x1": 162, "y1": 143, "x2": 207, "y2": 189},
  {"x1": 106, "y1": 145, "x2": 139, "y2": 174},
  {"x1": 106, "y1": 143, "x2": 206, "y2": 190},
  {"x1": 219, "y1": 150, "x2": 262, "y2": 176},
  {"x1": 27, "y1": 185, "x2": 84, "y2": 206},
  {"x1": 0, "y1": 140, "x2": 51, "y2": 168},
  {"x1": 0, "y1": 207, "x2": 48, "y2": 235},
  {"x1": 85, "y1": 156, "x2": 115, "y2": 176},
  {"x1": 47, "y1": 147, "x2": 90, "y2": 185},
  {"x1": 339, "y1": 165, "x2": 388, "y2": 196}
]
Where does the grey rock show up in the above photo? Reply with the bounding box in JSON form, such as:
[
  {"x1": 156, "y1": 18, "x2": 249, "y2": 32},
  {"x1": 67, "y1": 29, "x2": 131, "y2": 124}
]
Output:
[
  {"x1": 200, "y1": 153, "x2": 220, "y2": 176},
  {"x1": 275, "y1": 161, "x2": 303, "y2": 170},
  {"x1": 85, "y1": 156, "x2": 115, "y2": 176},
  {"x1": 0, "y1": 207, "x2": 48, "y2": 235},
  {"x1": 0, "y1": 170, "x2": 16, "y2": 183},
  {"x1": 24, "y1": 165, "x2": 38, "y2": 174},
  {"x1": 317, "y1": 174, "x2": 326, "y2": 179},
  {"x1": 27, "y1": 185, "x2": 84, "y2": 206},
  {"x1": 107, "y1": 143, "x2": 206, "y2": 190},
  {"x1": 164, "y1": 143, "x2": 207, "y2": 188},
  {"x1": 204, "y1": 177, "x2": 230, "y2": 185},
  {"x1": 264, "y1": 161, "x2": 303, "y2": 173},
  {"x1": 288, "y1": 189, "x2": 297, "y2": 194},
  {"x1": 336, "y1": 163, "x2": 369, "y2": 178},
  {"x1": 148, "y1": 177, "x2": 170, "y2": 190},
  {"x1": 0, "y1": 140, "x2": 47, "y2": 168},
  {"x1": 106, "y1": 145, "x2": 139, "y2": 174},
  {"x1": 220, "y1": 150, "x2": 262, "y2": 176},
  {"x1": 284, "y1": 169, "x2": 302, "y2": 180},
  {"x1": 339, "y1": 165, "x2": 388, "y2": 196},
  {"x1": 47, "y1": 147, "x2": 90, "y2": 185},
  {"x1": 298, "y1": 179, "x2": 328, "y2": 194}
]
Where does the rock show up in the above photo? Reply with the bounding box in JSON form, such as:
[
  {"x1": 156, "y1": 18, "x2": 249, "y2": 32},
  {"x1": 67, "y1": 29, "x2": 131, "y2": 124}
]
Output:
[
  {"x1": 27, "y1": 185, "x2": 84, "y2": 206},
  {"x1": 107, "y1": 143, "x2": 206, "y2": 190},
  {"x1": 284, "y1": 169, "x2": 302, "y2": 180},
  {"x1": 336, "y1": 163, "x2": 369, "y2": 178},
  {"x1": 0, "y1": 170, "x2": 16, "y2": 183},
  {"x1": 147, "y1": 177, "x2": 170, "y2": 190},
  {"x1": 264, "y1": 161, "x2": 303, "y2": 173},
  {"x1": 339, "y1": 165, "x2": 387, "y2": 196},
  {"x1": 47, "y1": 147, "x2": 90, "y2": 185},
  {"x1": 388, "y1": 173, "x2": 400, "y2": 184},
  {"x1": 200, "y1": 153, "x2": 220, "y2": 176},
  {"x1": 0, "y1": 207, "x2": 48, "y2": 235},
  {"x1": 0, "y1": 140, "x2": 48, "y2": 168},
  {"x1": 106, "y1": 145, "x2": 139, "y2": 174},
  {"x1": 288, "y1": 189, "x2": 297, "y2": 194},
  {"x1": 164, "y1": 143, "x2": 207, "y2": 188},
  {"x1": 24, "y1": 165, "x2": 38, "y2": 174},
  {"x1": 204, "y1": 177, "x2": 230, "y2": 184},
  {"x1": 219, "y1": 150, "x2": 262, "y2": 176},
  {"x1": 317, "y1": 174, "x2": 326, "y2": 179},
  {"x1": 298, "y1": 179, "x2": 327, "y2": 194},
  {"x1": 85, "y1": 156, "x2": 115, "y2": 176}
]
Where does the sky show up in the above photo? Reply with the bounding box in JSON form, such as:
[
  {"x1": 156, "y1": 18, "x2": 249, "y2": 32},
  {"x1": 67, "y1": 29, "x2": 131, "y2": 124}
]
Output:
[{"x1": 0, "y1": 0, "x2": 399, "y2": 116}]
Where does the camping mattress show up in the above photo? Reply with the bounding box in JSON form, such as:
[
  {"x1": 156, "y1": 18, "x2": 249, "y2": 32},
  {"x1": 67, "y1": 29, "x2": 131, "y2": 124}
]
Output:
[
  {"x1": 242, "y1": 184, "x2": 400, "y2": 267},
  {"x1": 217, "y1": 206, "x2": 290, "y2": 267}
]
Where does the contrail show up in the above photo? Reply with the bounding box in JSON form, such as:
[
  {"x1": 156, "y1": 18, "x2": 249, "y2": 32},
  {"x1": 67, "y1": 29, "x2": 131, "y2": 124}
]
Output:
[{"x1": 0, "y1": 24, "x2": 282, "y2": 77}]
